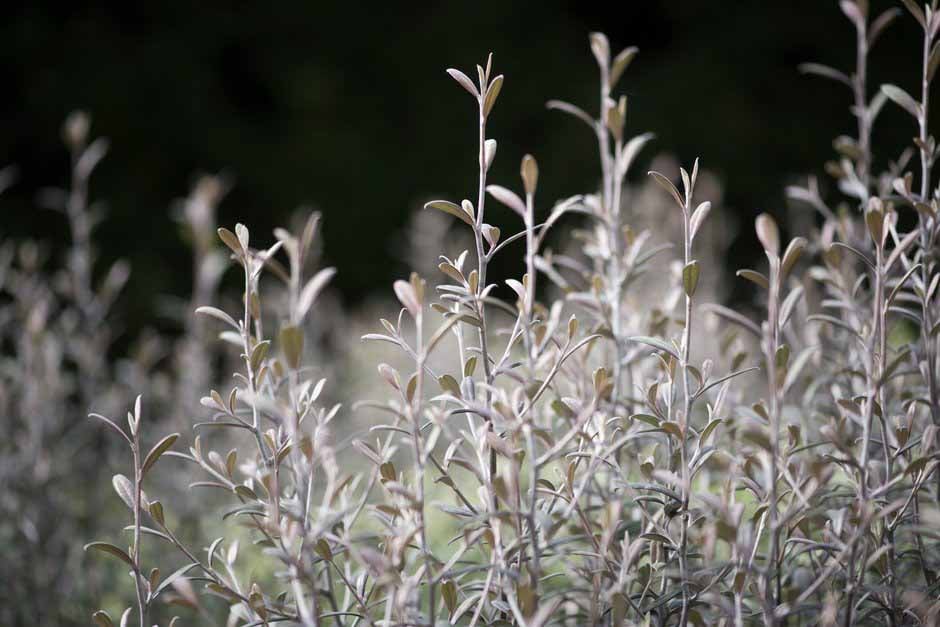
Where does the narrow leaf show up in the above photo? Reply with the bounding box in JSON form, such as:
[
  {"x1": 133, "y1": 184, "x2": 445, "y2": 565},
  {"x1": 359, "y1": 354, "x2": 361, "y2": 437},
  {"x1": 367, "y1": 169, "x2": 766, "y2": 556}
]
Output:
[{"x1": 142, "y1": 433, "x2": 180, "y2": 477}]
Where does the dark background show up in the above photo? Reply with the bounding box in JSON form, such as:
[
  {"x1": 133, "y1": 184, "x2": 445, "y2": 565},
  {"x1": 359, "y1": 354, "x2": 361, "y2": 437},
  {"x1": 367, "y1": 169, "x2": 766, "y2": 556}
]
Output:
[{"x1": 0, "y1": 1, "x2": 930, "y2": 331}]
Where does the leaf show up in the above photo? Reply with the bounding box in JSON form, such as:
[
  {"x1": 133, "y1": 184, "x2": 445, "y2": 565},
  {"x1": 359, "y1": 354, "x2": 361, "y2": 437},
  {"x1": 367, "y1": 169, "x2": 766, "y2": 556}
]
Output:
[
  {"x1": 249, "y1": 340, "x2": 270, "y2": 372},
  {"x1": 779, "y1": 286, "x2": 804, "y2": 328},
  {"x1": 482, "y1": 74, "x2": 504, "y2": 117},
  {"x1": 438, "y1": 374, "x2": 461, "y2": 398},
  {"x1": 610, "y1": 46, "x2": 639, "y2": 88},
  {"x1": 631, "y1": 413, "x2": 661, "y2": 427},
  {"x1": 546, "y1": 100, "x2": 595, "y2": 129},
  {"x1": 195, "y1": 306, "x2": 239, "y2": 330},
  {"x1": 393, "y1": 279, "x2": 420, "y2": 317},
  {"x1": 682, "y1": 261, "x2": 700, "y2": 297},
  {"x1": 92, "y1": 610, "x2": 114, "y2": 627},
  {"x1": 442, "y1": 579, "x2": 458, "y2": 614},
  {"x1": 865, "y1": 201, "x2": 885, "y2": 246},
  {"x1": 484, "y1": 139, "x2": 497, "y2": 171},
  {"x1": 521, "y1": 154, "x2": 538, "y2": 196},
  {"x1": 84, "y1": 542, "x2": 135, "y2": 567},
  {"x1": 755, "y1": 213, "x2": 779, "y2": 257},
  {"x1": 689, "y1": 201, "x2": 711, "y2": 241},
  {"x1": 142, "y1": 433, "x2": 180, "y2": 477},
  {"x1": 464, "y1": 356, "x2": 477, "y2": 377},
  {"x1": 695, "y1": 367, "x2": 759, "y2": 399},
  {"x1": 839, "y1": 0, "x2": 865, "y2": 30},
  {"x1": 885, "y1": 229, "x2": 920, "y2": 273},
  {"x1": 446, "y1": 68, "x2": 479, "y2": 98},
  {"x1": 648, "y1": 171, "x2": 684, "y2": 208},
  {"x1": 737, "y1": 269, "x2": 769, "y2": 290},
  {"x1": 235, "y1": 223, "x2": 249, "y2": 249},
  {"x1": 660, "y1": 421, "x2": 683, "y2": 439},
  {"x1": 781, "y1": 237, "x2": 807, "y2": 277},
  {"x1": 626, "y1": 335, "x2": 680, "y2": 360},
  {"x1": 486, "y1": 184, "x2": 526, "y2": 217},
  {"x1": 506, "y1": 278, "x2": 526, "y2": 304},
  {"x1": 798, "y1": 63, "x2": 851, "y2": 87},
  {"x1": 869, "y1": 9, "x2": 901, "y2": 46},
  {"x1": 297, "y1": 267, "x2": 336, "y2": 320},
  {"x1": 702, "y1": 304, "x2": 762, "y2": 338},
  {"x1": 315, "y1": 538, "x2": 333, "y2": 561},
  {"x1": 700, "y1": 418, "x2": 724, "y2": 442},
  {"x1": 881, "y1": 84, "x2": 921, "y2": 119},
  {"x1": 900, "y1": 0, "x2": 927, "y2": 29},
  {"x1": 617, "y1": 133, "x2": 655, "y2": 178},
  {"x1": 217, "y1": 227, "x2": 242, "y2": 256},
  {"x1": 589, "y1": 32, "x2": 610, "y2": 68},
  {"x1": 149, "y1": 500, "x2": 165, "y2": 525},
  {"x1": 830, "y1": 242, "x2": 875, "y2": 273},
  {"x1": 481, "y1": 223, "x2": 500, "y2": 248},
  {"x1": 424, "y1": 199, "x2": 474, "y2": 226},
  {"x1": 152, "y1": 563, "x2": 199, "y2": 600},
  {"x1": 89, "y1": 413, "x2": 131, "y2": 445},
  {"x1": 279, "y1": 324, "x2": 304, "y2": 370},
  {"x1": 112, "y1": 474, "x2": 135, "y2": 510},
  {"x1": 929, "y1": 41, "x2": 940, "y2": 83}
]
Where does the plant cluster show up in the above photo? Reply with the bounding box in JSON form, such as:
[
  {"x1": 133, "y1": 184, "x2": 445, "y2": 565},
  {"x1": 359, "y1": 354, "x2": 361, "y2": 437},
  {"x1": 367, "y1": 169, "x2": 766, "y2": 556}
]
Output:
[{"x1": 66, "y1": 1, "x2": 940, "y2": 625}]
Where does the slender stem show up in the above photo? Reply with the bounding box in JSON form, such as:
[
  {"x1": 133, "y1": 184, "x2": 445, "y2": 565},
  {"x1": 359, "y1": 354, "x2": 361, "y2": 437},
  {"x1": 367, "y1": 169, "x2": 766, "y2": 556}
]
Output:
[
  {"x1": 916, "y1": 16, "x2": 939, "y2": 431},
  {"x1": 475, "y1": 111, "x2": 494, "y2": 391},
  {"x1": 524, "y1": 190, "x2": 537, "y2": 365},
  {"x1": 765, "y1": 263, "x2": 781, "y2": 625},
  {"x1": 524, "y1": 426, "x2": 541, "y2": 593},
  {"x1": 412, "y1": 307, "x2": 435, "y2": 625},
  {"x1": 595, "y1": 63, "x2": 625, "y2": 406},
  {"x1": 859, "y1": 252, "x2": 881, "y2": 500},
  {"x1": 853, "y1": 15, "x2": 871, "y2": 190},
  {"x1": 677, "y1": 200, "x2": 693, "y2": 627},
  {"x1": 243, "y1": 266, "x2": 272, "y2": 469},
  {"x1": 132, "y1": 430, "x2": 146, "y2": 627}
]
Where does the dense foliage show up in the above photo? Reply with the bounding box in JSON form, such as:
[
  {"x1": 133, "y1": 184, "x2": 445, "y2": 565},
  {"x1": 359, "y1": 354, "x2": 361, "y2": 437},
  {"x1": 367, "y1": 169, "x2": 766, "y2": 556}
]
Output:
[{"x1": 4, "y1": 1, "x2": 940, "y2": 625}]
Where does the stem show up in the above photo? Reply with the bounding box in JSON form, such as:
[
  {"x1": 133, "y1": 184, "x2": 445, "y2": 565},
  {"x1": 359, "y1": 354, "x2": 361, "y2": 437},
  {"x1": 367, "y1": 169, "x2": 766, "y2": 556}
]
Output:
[
  {"x1": 875, "y1": 239, "x2": 898, "y2": 625},
  {"x1": 677, "y1": 199, "x2": 693, "y2": 627},
  {"x1": 853, "y1": 14, "x2": 871, "y2": 190},
  {"x1": 524, "y1": 190, "x2": 537, "y2": 366},
  {"x1": 912, "y1": 3, "x2": 940, "y2": 512},
  {"x1": 412, "y1": 308, "x2": 435, "y2": 624},
  {"x1": 475, "y1": 111, "x2": 494, "y2": 391},
  {"x1": 595, "y1": 63, "x2": 625, "y2": 406},
  {"x1": 765, "y1": 263, "x2": 781, "y2": 625},
  {"x1": 525, "y1": 426, "x2": 541, "y2": 594},
  {"x1": 131, "y1": 427, "x2": 146, "y2": 627},
  {"x1": 243, "y1": 266, "x2": 272, "y2": 470}
]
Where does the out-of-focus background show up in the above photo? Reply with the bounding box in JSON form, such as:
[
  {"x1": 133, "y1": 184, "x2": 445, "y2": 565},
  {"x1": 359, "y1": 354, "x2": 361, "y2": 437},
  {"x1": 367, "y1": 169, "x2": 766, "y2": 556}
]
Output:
[
  {"x1": 0, "y1": 1, "x2": 931, "y2": 624},
  {"x1": 1, "y1": 1, "x2": 928, "y2": 320}
]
